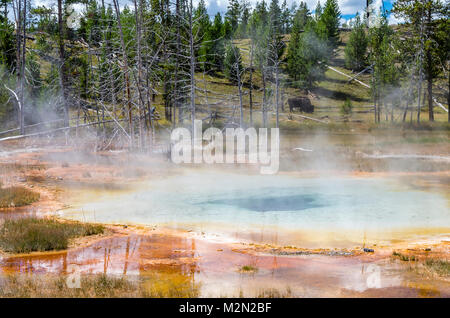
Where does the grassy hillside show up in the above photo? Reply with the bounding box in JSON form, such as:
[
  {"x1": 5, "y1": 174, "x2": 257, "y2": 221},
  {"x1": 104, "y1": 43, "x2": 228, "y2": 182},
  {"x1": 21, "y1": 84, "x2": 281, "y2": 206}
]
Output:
[
  {"x1": 188, "y1": 31, "x2": 448, "y2": 129},
  {"x1": 11, "y1": 30, "x2": 450, "y2": 135}
]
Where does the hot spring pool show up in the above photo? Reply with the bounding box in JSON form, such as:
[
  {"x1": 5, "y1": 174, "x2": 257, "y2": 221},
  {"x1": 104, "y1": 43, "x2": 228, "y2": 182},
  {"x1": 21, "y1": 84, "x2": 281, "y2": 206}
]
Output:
[{"x1": 61, "y1": 172, "x2": 450, "y2": 247}]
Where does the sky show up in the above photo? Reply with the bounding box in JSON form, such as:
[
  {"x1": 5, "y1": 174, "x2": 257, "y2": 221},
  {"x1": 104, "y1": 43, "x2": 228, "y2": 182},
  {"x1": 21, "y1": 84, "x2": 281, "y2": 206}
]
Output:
[
  {"x1": 200, "y1": 0, "x2": 396, "y2": 23},
  {"x1": 29, "y1": 0, "x2": 399, "y2": 25}
]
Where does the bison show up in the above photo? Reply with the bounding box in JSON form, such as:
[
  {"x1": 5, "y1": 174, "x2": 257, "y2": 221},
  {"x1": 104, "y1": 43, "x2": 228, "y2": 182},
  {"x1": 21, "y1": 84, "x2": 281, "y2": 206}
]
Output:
[{"x1": 288, "y1": 97, "x2": 314, "y2": 113}]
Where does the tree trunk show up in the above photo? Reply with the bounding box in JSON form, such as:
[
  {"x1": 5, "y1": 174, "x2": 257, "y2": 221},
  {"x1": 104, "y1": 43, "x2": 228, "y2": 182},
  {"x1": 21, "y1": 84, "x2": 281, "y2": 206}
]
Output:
[
  {"x1": 417, "y1": 79, "x2": 422, "y2": 123},
  {"x1": 134, "y1": 0, "x2": 144, "y2": 149},
  {"x1": 275, "y1": 64, "x2": 279, "y2": 128},
  {"x1": 426, "y1": 7, "x2": 434, "y2": 122},
  {"x1": 249, "y1": 39, "x2": 254, "y2": 126},
  {"x1": 113, "y1": 0, "x2": 133, "y2": 148},
  {"x1": 189, "y1": 0, "x2": 195, "y2": 140},
  {"x1": 173, "y1": 0, "x2": 181, "y2": 127},
  {"x1": 262, "y1": 71, "x2": 267, "y2": 127},
  {"x1": 427, "y1": 77, "x2": 433, "y2": 121},
  {"x1": 236, "y1": 51, "x2": 243, "y2": 128},
  {"x1": 57, "y1": 0, "x2": 69, "y2": 127},
  {"x1": 20, "y1": 0, "x2": 26, "y2": 134}
]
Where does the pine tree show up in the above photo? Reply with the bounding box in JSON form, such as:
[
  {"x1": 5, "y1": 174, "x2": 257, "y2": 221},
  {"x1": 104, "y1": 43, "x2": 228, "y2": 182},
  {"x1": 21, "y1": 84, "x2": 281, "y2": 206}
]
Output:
[
  {"x1": 368, "y1": 15, "x2": 399, "y2": 122},
  {"x1": 224, "y1": 42, "x2": 243, "y2": 84},
  {"x1": 392, "y1": 0, "x2": 448, "y2": 121},
  {"x1": 280, "y1": 0, "x2": 290, "y2": 33},
  {"x1": 235, "y1": 0, "x2": 250, "y2": 38},
  {"x1": 0, "y1": 18, "x2": 15, "y2": 70},
  {"x1": 287, "y1": 19, "x2": 328, "y2": 88},
  {"x1": 292, "y1": 2, "x2": 310, "y2": 31},
  {"x1": 269, "y1": 0, "x2": 282, "y2": 34},
  {"x1": 199, "y1": 11, "x2": 225, "y2": 72},
  {"x1": 344, "y1": 13, "x2": 368, "y2": 71},
  {"x1": 318, "y1": 0, "x2": 340, "y2": 54},
  {"x1": 195, "y1": 0, "x2": 211, "y2": 70},
  {"x1": 226, "y1": 0, "x2": 240, "y2": 35},
  {"x1": 314, "y1": 0, "x2": 322, "y2": 21}
]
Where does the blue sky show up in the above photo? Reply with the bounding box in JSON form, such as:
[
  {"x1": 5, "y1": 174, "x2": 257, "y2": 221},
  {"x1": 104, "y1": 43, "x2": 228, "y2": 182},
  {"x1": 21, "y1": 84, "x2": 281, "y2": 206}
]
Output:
[
  {"x1": 204, "y1": 0, "x2": 395, "y2": 22},
  {"x1": 29, "y1": 0, "x2": 399, "y2": 24}
]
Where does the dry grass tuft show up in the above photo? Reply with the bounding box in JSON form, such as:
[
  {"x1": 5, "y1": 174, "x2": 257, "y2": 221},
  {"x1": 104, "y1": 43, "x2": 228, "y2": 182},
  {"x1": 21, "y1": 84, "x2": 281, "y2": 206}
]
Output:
[
  {"x1": 0, "y1": 186, "x2": 40, "y2": 208},
  {"x1": 0, "y1": 273, "x2": 201, "y2": 298},
  {"x1": 0, "y1": 218, "x2": 104, "y2": 253}
]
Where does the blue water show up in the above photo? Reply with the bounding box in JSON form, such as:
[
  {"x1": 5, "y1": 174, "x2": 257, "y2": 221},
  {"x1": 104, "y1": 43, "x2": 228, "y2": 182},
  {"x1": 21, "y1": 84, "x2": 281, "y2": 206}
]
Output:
[
  {"x1": 62, "y1": 173, "x2": 450, "y2": 244},
  {"x1": 204, "y1": 193, "x2": 324, "y2": 212}
]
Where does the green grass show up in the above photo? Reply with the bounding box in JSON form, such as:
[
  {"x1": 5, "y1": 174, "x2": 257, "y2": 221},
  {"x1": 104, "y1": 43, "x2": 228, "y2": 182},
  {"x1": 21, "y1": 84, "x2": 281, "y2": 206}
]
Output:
[
  {"x1": 0, "y1": 186, "x2": 40, "y2": 208},
  {"x1": 0, "y1": 218, "x2": 104, "y2": 253}
]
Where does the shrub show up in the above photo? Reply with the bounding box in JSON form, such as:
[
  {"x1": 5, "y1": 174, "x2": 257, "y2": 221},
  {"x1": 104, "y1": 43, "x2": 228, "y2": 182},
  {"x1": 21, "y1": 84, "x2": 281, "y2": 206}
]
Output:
[{"x1": 340, "y1": 98, "x2": 353, "y2": 116}]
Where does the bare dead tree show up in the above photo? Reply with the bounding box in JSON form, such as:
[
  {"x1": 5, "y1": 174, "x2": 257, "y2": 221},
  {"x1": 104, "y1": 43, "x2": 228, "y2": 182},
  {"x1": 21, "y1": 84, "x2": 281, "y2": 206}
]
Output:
[
  {"x1": 112, "y1": 0, "x2": 134, "y2": 148},
  {"x1": 57, "y1": 0, "x2": 69, "y2": 127}
]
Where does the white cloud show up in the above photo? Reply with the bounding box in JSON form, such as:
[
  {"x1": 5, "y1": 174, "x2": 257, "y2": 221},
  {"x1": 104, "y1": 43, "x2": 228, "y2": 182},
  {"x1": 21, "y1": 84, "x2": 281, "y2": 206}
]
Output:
[
  {"x1": 388, "y1": 13, "x2": 404, "y2": 25},
  {"x1": 339, "y1": 0, "x2": 367, "y2": 15}
]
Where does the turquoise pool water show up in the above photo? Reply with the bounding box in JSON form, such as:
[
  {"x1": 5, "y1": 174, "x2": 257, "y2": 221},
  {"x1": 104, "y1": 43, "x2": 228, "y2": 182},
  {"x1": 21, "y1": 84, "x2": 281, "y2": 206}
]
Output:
[{"x1": 61, "y1": 172, "x2": 450, "y2": 246}]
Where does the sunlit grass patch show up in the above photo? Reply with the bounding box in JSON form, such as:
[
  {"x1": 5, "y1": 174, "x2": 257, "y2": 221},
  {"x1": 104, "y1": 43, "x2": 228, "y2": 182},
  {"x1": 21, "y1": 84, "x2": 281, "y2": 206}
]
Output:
[
  {"x1": 0, "y1": 186, "x2": 40, "y2": 208},
  {"x1": 424, "y1": 259, "x2": 450, "y2": 277},
  {"x1": 0, "y1": 218, "x2": 104, "y2": 253}
]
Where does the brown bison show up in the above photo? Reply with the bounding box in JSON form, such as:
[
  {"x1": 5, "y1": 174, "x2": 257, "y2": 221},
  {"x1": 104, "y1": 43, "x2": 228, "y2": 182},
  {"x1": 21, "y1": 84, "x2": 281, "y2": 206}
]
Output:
[{"x1": 288, "y1": 97, "x2": 314, "y2": 113}]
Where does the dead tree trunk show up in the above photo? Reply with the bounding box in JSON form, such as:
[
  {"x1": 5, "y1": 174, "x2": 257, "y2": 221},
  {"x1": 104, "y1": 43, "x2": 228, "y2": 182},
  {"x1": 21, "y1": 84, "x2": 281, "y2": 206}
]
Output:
[
  {"x1": 57, "y1": 0, "x2": 69, "y2": 127},
  {"x1": 417, "y1": 9, "x2": 425, "y2": 123},
  {"x1": 20, "y1": 0, "x2": 26, "y2": 134},
  {"x1": 275, "y1": 64, "x2": 280, "y2": 128},
  {"x1": 426, "y1": 6, "x2": 434, "y2": 122},
  {"x1": 233, "y1": 46, "x2": 244, "y2": 128},
  {"x1": 134, "y1": 0, "x2": 144, "y2": 149},
  {"x1": 417, "y1": 78, "x2": 422, "y2": 123},
  {"x1": 262, "y1": 70, "x2": 267, "y2": 127},
  {"x1": 249, "y1": 39, "x2": 254, "y2": 126},
  {"x1": 113, "y1": 0, "x2": 134, "y2": 148},
  {"x1": 188, "y1": 0, "x2": 195, "y2": 139}
]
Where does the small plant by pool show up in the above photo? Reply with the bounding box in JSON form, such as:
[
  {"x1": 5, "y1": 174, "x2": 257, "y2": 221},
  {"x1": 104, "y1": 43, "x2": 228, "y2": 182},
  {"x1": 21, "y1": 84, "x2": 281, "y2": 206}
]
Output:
[
  {"x1": 392, "y1": 251, "x2": 417, "y2": 262},
  {"x1": 239, "y1": 265, "x2": 258, "y2": 273},
  {"x1": 0, "y1": 218, "x2": 104, "y2": 253},
  {"x1": 0, "y1": 185, "x2": 40, "y2": 208}
]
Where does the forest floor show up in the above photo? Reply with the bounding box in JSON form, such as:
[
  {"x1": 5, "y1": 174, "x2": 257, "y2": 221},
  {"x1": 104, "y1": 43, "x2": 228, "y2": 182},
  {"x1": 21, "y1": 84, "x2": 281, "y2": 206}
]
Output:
[{"x1": 0, "y1": 129, "x2": 448, "y2": 297}]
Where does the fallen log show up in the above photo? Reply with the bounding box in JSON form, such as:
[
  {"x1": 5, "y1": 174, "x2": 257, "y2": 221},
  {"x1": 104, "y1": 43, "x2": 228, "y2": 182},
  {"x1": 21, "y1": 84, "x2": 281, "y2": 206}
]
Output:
[
  {"x1": 327, "y1": 66, "x2": 371, "y2": 89},
  {"x1": 277, "y1": 112, "x2": 329, "y2": 124},
  {"x1": 0, "y1": 120, "x2": 121, "y2": 142},
  {"x1": 433, "y1": 98, "x2": 448, "y2": 113},
  {"x1": 0, "y1": 119, "x2": 64, "y2": 136}
]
